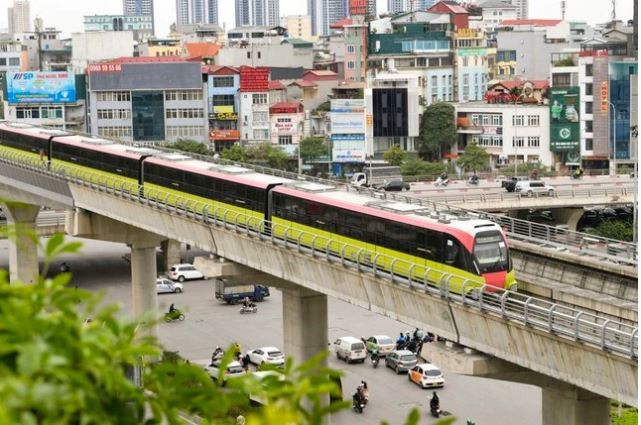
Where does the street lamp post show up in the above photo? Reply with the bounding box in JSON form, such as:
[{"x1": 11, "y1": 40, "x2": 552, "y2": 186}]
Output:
[{"x1": 608, "y1": 101, "x2": 617, "y2": 176}]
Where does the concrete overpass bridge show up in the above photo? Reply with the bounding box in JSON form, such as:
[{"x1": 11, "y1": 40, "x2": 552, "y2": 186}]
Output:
[{"x1": 0, "y1": 152, "x2": 637, "y2": 425}]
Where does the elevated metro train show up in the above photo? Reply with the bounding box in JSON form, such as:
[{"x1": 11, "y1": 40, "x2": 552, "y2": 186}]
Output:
[{"x1": 0, "y1": 122, "x2": 516, "y2": 293}]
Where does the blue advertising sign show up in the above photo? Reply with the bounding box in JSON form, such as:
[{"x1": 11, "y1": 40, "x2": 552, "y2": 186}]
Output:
[{"x1": 7, "y1": 72, "x2": 76, "y2": 103}]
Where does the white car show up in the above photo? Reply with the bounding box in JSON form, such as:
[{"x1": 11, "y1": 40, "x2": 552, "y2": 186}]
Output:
[
  {"x1": 408, "y1": 363, "x2": 445, "y2": 389},
  {"x1": 156, "y1": 278, "x2": 184, "y2": 294},
  {"x1": 364, "y1": 335, "x2": 396, "y2": 357},
  {"x1": 246, "y1": 346, "x2": 285, "y2": 366},
  {"x1": 514, "y1": 180, "x2": 555, "y2": 197},
  {"x1": 168, "y1": 264, "x2": 204, "y2": 282},
  {"x1": 203, "y1": 359, "x2": 246, "y2": 381}
]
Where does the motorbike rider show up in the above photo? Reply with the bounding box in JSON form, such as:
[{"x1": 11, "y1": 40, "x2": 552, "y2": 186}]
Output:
[
  {"x1": 370, "y1": 346, "x2": 380, "y2": 363},
  {"x1": 430, "y1": 391, "x2": 440, "y2": 415},
  {"x1": 169, "y1": 303, "x2": 176, "y2": 314},
  {"x1": 212, "y1": 346, "x2": 223, "y2": 362},
  {"x1": 396, "y1": 332, "x2": 406, "y2": 349},
  {"x1": 357, "y1": 381, "x2": 369, "y2": 403}
]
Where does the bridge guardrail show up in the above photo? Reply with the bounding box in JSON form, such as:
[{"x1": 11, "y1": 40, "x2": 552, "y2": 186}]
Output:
[
  {"x1": 410, "y1": 186, "x2": 634, "y2": 204},
  {"x1": 0, "y1": 150, "x2": 635, "y2": 359},
  {"x1": 355, "y1": 189, "x2": 637, "y2": 267}
]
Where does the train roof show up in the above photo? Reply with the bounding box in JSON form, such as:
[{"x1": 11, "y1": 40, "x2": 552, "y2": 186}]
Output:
[
  {"x1": 144, "y1": 155, "x2": 291, "y2": 188},
  {"x1": 274, "y1": 183, "x2": 503, "y2": 250},
  {"x1": 0, "y1": 122, "x2": 70, "y2": 139}
]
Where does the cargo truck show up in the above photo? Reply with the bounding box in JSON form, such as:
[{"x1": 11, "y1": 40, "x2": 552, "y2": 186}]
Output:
[
  {"x1": 214, "y1": 278, "x2": 270, "y2": 304},
  {"x1": 350, "y1": 165, "x2": 403, "y2": 188}
]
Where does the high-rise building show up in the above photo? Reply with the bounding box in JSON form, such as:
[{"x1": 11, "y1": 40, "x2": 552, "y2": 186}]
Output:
[
  {"x1": 235, "y1": 0, "x2": 279, "y2": 27},
  {"x1": 7, "y1": 0, "x2": 31, "y2": 35},
  {"x1": 387, "y1": 0, "x2": 435, "y2": 14},
  {"x1": 123, "y1": 0, "x2": 155, "y2": 33},
  {"x1": 281, "y1": 15, "x2": 313, "y2": 40},
  {"x1": 308, "y1": 0, "x2": 348, "y2": 36},
  {"x1": 176, "y1": 0, "x2": 218, "y2": 26},
  {"x1": 508, "y1": 0, "x2": 528, "y2": 19}
]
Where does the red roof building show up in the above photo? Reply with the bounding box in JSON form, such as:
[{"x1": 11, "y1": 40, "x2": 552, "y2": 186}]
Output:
[
  {"x1": 184, "y1": 42, "x2": 220, "y2": 58},
  {"x1": 499, "y1": 19, "x2": 562, "y2": 27},
  {"x1": 204, "y1": 65, "x2": 239, "y2": 75},
  {"x1": 428, "y1": 1, "x2": 469, "y2": 29},
  {"x1": 303, "y1": 70, "x2": 338, "y2": 82},
  {"x1": 330, "y1": 18, "x2": 353, "y2": 29},
  {"x1": 268, "y1": 80, "x2": 286, "y2": 90},
  {"x1": 270, "y1": 102, "x2": 304, "y2": 114}
]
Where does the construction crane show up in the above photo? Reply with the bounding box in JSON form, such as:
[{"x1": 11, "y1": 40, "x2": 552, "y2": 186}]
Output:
[
  {"x1": 611, "y1": 0, "x2": 617, "y2": 21},
  {"x1": 561, "y1": 0, "x2": 566, "y2": 20}
]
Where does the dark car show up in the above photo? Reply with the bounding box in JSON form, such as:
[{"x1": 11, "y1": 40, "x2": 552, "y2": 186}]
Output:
[
  {"x1": 385, "y1": 349, "x2": 418, "y2": 374},
  {"x1": 379, "y1": 180, "x2": 410, "y2": 192},
  {"x1": 501, "y1": 176, "x2": 528, "y2": 192}
]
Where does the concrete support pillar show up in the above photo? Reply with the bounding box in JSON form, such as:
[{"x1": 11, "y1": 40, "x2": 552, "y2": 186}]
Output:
[
  {"x1": 160, "y1": 239, "x2": 181, "y2": 272},
  {"x1": 551, "y1": 207, "x2": 585, "y2": 231},
  {"x1": 542, "y1": 386, "x2": 610, "y2": 425},
  {"x1": 282, "y1": 286, "x2": 328, "y2": 363},
  {"x1": 130, "y1": 242, "x2": 159, "y2": 339},
  {"x1": 282, "y1": 286, "x2": 329, "y2": 420},
  {"x1": 3, "y1": 203, "x2": 40, "y2": 284}
]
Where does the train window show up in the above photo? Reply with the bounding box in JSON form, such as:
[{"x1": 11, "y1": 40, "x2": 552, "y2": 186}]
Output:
[{"x1": 444, "y1": 238, "x2": 462, "y2": 267}]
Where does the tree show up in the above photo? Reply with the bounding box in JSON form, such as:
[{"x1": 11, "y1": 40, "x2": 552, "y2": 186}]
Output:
[
  {"x1": 299, "y1": 137, "x2": 328, "y2": 161},
  {"x1": 419, "y1": 102, "x2": 456, "y2": 161},
  {"x1": 383, "y1": 145, "x2": 406, "y2": 166},
  {"x1": 401, "y1": 157, "x2": 446, "y2": 177},
  {"x1": 456, "y1": 142, "x2": 489, "y2": 175},
  {"x1": 221, "y1": 144, "x2": 247, "y2": 162},
  {"x1": 171, "y1": 139, "x2": 212, "y2": 156},
  {"x1": 587, "y1": 220, "x2": 634, "y2": 242},
  {"x1": 0, "y1": 230, "x2": 351, "y2": 425},
  {"x1": 267, "y1": 147, "x2": 291, "y2": 169}
]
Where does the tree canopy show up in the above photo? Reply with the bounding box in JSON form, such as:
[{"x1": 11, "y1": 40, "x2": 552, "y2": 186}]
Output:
[
  {"x1": 299, "y1": 137, "x2": 329, "y2": 161},
  {"x1": 221, "y1": 144, "x2": 247, "y2": 162},
  {"x1": 456, "y1": 142, "x2": 489, "y2": 174},
  {"x1": 383, "y1": 145, "x2": 406, "y2": 166},
  {"x1": 171, "y1": 139, "x2": 212, "y2": 156},
  {"x1": 419, "y1": 102, "x2": 457, "y2": 161}
]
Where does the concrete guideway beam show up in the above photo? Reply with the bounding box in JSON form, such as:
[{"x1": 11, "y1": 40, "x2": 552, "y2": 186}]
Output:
[
  {"x1": 62, "y1": 184, "x2": 637, "y2": 406},
  {"x1": 3, "y1": 202, "x2": 40, "y2": 284}
]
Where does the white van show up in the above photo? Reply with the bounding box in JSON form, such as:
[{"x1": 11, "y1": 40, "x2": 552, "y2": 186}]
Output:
[{"x1": 333, "y1": 336, "x2": 367, "y2": 363}]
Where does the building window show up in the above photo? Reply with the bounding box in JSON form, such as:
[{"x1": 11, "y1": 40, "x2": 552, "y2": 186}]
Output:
[
  {"x1": 585, "y1": 138, "x2": 593, "y2": 150},
  {"x1": 585, "y1": 83, "x2": 593, "y2": 96},
  {"x1": 585, "y1": 64, "x2": 593, "y2": 77},
  {"x1": 166, "y1": 126, "x2": 205, "y2": 137},
  {"x1": 96, "y1": 91, "x2": 131, "y2": 102},
  {"x1": 252, "y1": 129, "x2": 268, "y2": 140},
  {"x1": 97, "y1": 109, "x2": 131, "y2": 120},
  {"x1": 528, "y1": 115, "x2": 539, "y2": 126},
  {"x1": 348, "y1": 61, "x2": 355, "y2": 69},
  {"x1": 552, "y1": 73, "x2": 571, "y2": 86},
  {"x1": 278, "y1": 135, "x2": 292, "y2": 145},
  {"x1": 512, "y1": 115, "x2": 524, "y2": 126},
  {"x1": 15, "y1": 107, "x2": 39, "y2": 119},
  {"x1": 212, "y1": 94, "x2": 235, "y2": 106},
  {"x1": 585, "y1": 120, "x2": 593, "y2": 132},
  {"x1": 253, "y1": 111, "x2": 268, "y2": 123},
  {"x1": 165, "y1": 90, "x2": 203, "y2": 101},
  {"x1": 347, "y1": 45, "x2": 355, "y2": 53},
  {"x1": 252, "y1": 93, "x2": 267, "y2": 104},
  {"x1": 97, "y1": 126, "x2": 133, "y2": 137},
  {"x1": 585, "y1": 102, "x2": 593, "y2": 114},
  {"x1": 212, "y1": 77, "x2": 234, "y2": 88},
  {"x1": 257, "y1": 51, "x2": 261, "y2": 59},
  {"x1": 9, "y1": 57, "x2": 19, "y2": 66},
  {"x1": 512, "y1": 137, "x2": 525, "y2": 147},
  {"x1": 165, "y1": 108, "x2": 205, "y2": 119},
  {"x1": 527, "y1": 136, "x2": 540, "y2": 147}
]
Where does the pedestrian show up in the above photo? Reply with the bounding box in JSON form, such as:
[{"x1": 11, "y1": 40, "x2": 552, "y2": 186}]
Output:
[{"x1": 242, "y1": 353, "x2": 250, "y2": 371}]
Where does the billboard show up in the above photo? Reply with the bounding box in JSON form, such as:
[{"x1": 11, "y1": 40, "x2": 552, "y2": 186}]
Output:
[
  {"x1": 7, "y1": 72, "x2": 76, "y2": 103},
  {"x1": 239, "y1": 67, "x2": 269, "y2": 92},
  {"x1": 549, "y1": 87, "x2": 580, "y2": 152}
]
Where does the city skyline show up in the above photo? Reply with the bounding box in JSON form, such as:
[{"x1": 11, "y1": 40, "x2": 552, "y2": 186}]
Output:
[{"x1": 0, "y1": 0, "x2": 634, "y2": 37}]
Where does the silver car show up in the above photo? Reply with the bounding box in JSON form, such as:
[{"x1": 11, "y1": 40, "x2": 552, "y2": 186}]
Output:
[
  {"x1": 156, "y1": 278, "x2": 184, "y2": 294},
  {"x1": 385, "y1": 350, "x2": 418, "y2": 374}
]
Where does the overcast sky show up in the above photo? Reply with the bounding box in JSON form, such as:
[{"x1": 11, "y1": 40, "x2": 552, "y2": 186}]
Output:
[{"x1": 1, "y1": 0, "x2": 634, "y2": 38}]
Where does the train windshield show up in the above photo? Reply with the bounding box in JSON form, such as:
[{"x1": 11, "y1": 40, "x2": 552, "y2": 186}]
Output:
[{"x1": 473, "y1": 231, "x2": 508, "y2": 274}]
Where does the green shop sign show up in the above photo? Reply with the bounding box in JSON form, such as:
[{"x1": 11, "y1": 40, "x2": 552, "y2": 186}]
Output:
[{"x1": 549, "y1": 87, "x2": 580, "y2": 152}]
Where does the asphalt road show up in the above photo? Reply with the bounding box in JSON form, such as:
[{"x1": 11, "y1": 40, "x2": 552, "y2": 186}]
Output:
[{"x1": 0, "y1": 238, "x2": 542, "y2": 425}]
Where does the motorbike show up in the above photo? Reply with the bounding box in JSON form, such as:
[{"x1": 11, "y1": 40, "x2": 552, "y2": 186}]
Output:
[
  {"x1": 59, "y1": 262, "x2": 70, "y2": 272},
  {"x1": 434, "y1": 177, "x2": 449, "y2": 187},
  {"x1": 352, "y1": 393, "x2": 366, "y2": 413},
  {"x1": 371, "y1": 356, "x2": 379, "y2": 368},
  {"x1": 239, "y1": 304, "x2": 258, "y2": 314},
  {"x1": 467, "y1": 175, "x2": 479, "y2": 185},
  {"x1": 164, "y1": 309, "x2": 185, "y2": 322},
  {"x1": 430, "y1": 406, "x2": 441, "y2": 418}
]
